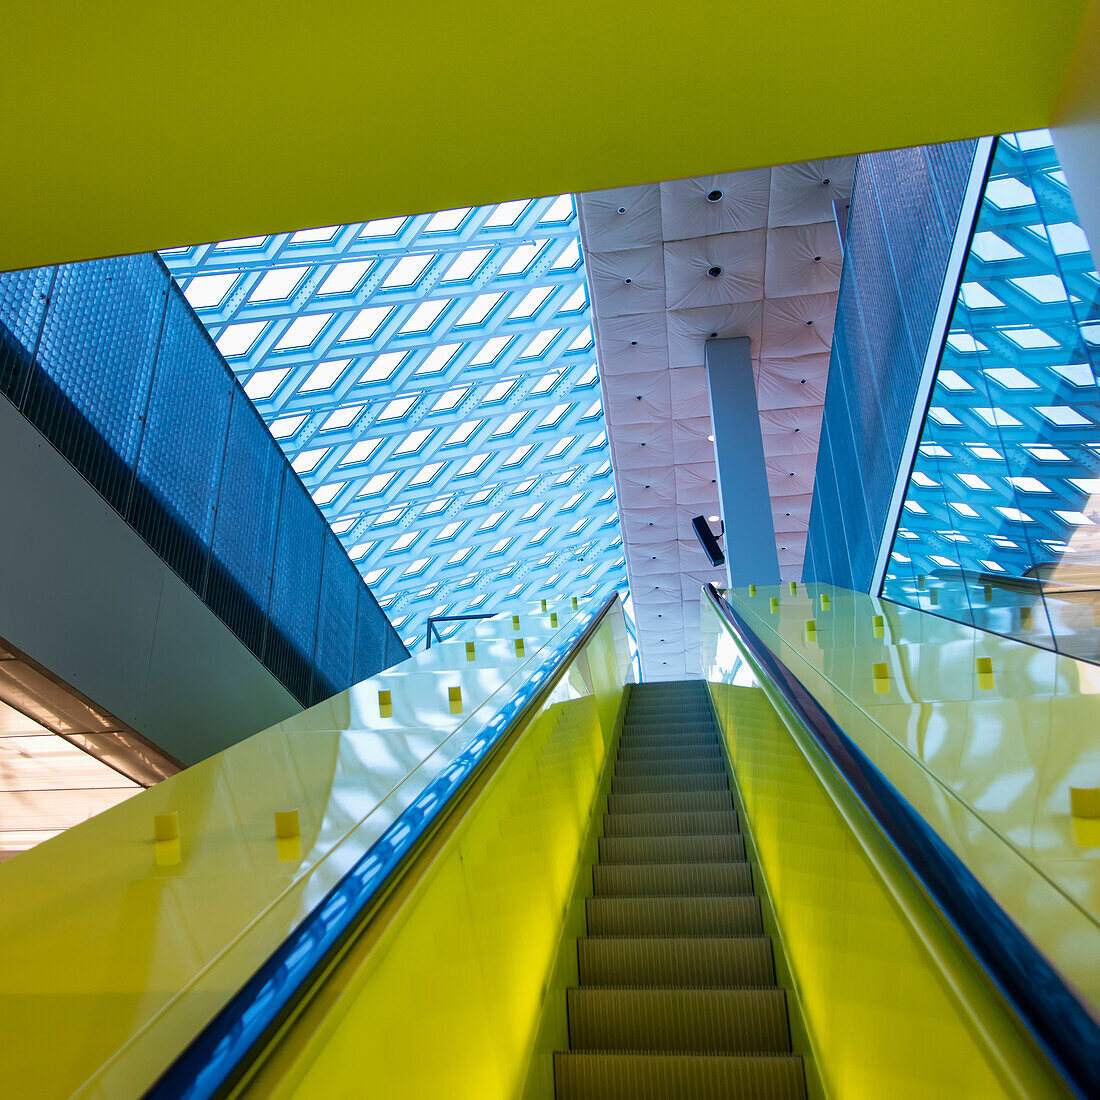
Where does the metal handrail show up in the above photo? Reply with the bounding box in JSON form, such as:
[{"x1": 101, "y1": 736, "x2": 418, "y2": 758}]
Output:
[
  {"x1": 703, "y1": 583, "x2": 1099, "y2": 1099},
  {"x1": 145, "y1": 593, "x2": 621, "y2": 1100},
  {"x1": 425, "y1": 612, "x2": 494, "y2": 648}
]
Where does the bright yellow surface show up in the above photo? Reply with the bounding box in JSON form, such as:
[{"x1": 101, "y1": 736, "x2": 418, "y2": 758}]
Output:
[
  {"x1": 702, "y1": 602, "x2": 1074, "y2": 1099},
  {"x1": 240, "y1": 607, "x2": 631, "y2": 1098},
  {"x1": 725, "y1": 582, "x2": 1100, "y2": 1014},
  {"x1": 0, "y1": 599, "x2": 605, "y2": 1099},
  {"x1": 0, "y1": 1, "x2": 1090, "y2": 270}
]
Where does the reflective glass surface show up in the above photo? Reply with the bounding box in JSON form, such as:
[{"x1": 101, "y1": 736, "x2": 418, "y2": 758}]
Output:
[
  {"x1": 881, "y1": 130, "x2": 1100, "y2": 662},
  {"x1": 161, "y1": 198, "x2": 627, "y2": 652}
]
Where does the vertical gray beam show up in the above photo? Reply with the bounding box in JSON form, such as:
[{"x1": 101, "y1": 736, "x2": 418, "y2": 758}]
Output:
[{"x1": 705, "y1": 337, "x2": 780, "y2": 587}]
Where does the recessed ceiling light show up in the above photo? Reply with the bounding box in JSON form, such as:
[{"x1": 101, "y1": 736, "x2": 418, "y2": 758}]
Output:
[
  {"x1": 707, "y1": 189, "x2": 724, "y2": 202},
  {"x1": 706, "y1": 266, "x2": 722, "y2": 278}
]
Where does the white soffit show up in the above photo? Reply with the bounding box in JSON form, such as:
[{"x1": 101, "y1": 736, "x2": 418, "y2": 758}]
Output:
[{"x1": 578, "y1": 159, "x2": 854, "y2": 680}]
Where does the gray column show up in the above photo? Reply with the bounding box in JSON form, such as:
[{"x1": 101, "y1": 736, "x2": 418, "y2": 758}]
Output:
[{"x1": 705, "y1": 337, "x2": 780, "y2": 587}]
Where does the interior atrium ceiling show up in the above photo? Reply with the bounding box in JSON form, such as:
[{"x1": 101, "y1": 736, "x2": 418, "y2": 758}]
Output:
[
  {"x1": 161, "y1": 198, "x2": 627, "y2": 652},
  {"x1": 578, "y1": 161, "x2": 854, "y2": 680}
]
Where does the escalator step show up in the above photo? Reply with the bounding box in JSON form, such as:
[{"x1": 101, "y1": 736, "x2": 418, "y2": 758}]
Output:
[
  {"x1": 617, "y1": 746, "x2": 723, "y2": 764},
  {"x1": 607, "y1": 791, "x2": 734, "y2": 815},
  {"x1": 592, "y1": 862, "x2": 752, "y2": 898},
  {"x1": 615, "y1": 759, "x2": 727, "y2": 777},
  {"x1": 602, "y1": 811, "x2": 738, "y2": 838},
  {"x1": 566, "y1": 987, "x2": 790, "y2": 1053},
  {"x1": 612, "y1": 773, "x2": 729, "y2": 795},
  {"x1": 577, "y1": 935, "x2": 773, "y2": 987},
  {"x1": 617, "y1": 731, "x2": 719, "y2": 747},
  {"x1": 554, "y1": 1052, "x2": 806, "y2": 1100},
  {"x1": 585, "y1": 895, "x2": 761, "y2": 937},
  {"x1": 598, "y1": 834, "x2": 745, "y2": 865}
]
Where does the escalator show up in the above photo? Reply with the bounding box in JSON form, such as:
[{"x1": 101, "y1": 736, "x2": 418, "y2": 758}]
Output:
[{"x1": 555, "y1": 680, "x2": 805, "y2": 1099}]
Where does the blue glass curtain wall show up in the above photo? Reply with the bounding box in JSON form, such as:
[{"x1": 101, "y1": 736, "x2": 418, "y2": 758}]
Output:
[
  {"x1": 0, "y1": 255, "x2": 407, "y2": 707},
  {"x1": 881, "y1": 130, "x2": 1100, "y2": 662}
]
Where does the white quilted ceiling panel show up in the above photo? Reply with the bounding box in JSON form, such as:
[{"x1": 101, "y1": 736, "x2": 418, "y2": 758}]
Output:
[{"x1": 578, "y1": 156, "x2": 854, "y2": 681}]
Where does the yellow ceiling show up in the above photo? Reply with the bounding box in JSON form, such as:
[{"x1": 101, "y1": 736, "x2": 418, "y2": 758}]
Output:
[{"x1": 1, "y1": 1, "x2": 1091, "y2": 270}]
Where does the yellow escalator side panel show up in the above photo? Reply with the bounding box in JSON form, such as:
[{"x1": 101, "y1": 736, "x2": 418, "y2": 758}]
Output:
[
  {"x1": 246, "y1": 614, "x2": 630, "y2": 1100},
  {"x1": 0, "y1": 601, "x2": 600, "y2": 1100}
]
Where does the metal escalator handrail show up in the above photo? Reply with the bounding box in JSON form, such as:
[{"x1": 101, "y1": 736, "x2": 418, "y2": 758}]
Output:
[
  {"x1": 144, "y1": 593, "x2": 621, "y2": 1100},
  {"x1": 703, "y1": 583, "x2": 1100, "y2": 1100}
]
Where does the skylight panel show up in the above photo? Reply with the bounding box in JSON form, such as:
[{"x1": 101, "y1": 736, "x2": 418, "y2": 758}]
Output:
[
  {"x1": 492, "y1": 411, "x2": 527, "y2": 437},
  {"x1": 389, "y1": 531, "x2": 421, "y2": 552},
  {"x1": 356, "y1": 472, "x2": 396, "y2": 496},
  {"x1": 383, "y1": 253, "x2": 436, "y2": 288},
  {"x1": 948, "y1": 501, "x2": 979, "y2": 517},
  {"x1": 442, "y1": 249, "x2": 491, "y2": 281},
  {"x1": 1005, "y1": 476, "x2": 1050, "y2": 493},
  {"x1": 483, "y1": 200, "x2": 530, "y2": 228},
  {"x1": 360, "y1": 217, "x2": 407, "y2": 238},
  {"x1": 478, "y1": 512, "x2": 506, "y2": 531},
  {"x1": 935, "y1": 370, "x2": 972, "y2": 391},
  {"x1": 364, "y1": 568, "x2": 389, "y2": 585},
  {"x1": 903, "y1": 501, "x2": 927, "y2": 514},
  {"x1": 561, "y1": 492, "x2": 584, "y2": 511},
  {"x1": 357, "y1": 351, "x2": 406, "y2": 384},
  {"x1": 270, "y1": 413, "x2": 306, "y2": 438},
  {"x1": 217, "y1": 321, "x2": 267, "y2": 356},
  {"x1": 400, "y1": 299, "x2": 450, "y2": 333},
  {"x1": 928, "y1": 555, "x2": 958, "y2": 568},
  {"x1": 984, "y1": 178, "x2": 1036, "y2": 209},
  {"x1": 250, "y1": 266, "x2": 309, "y2": 302},
  {"x1": 1041, "y1": 222, "x2": 1090, "y2": 255},
  {"x1": 311, "y1": 482, "x2": 345, "y2": 505},
  {"x1": 990, "y1": 536, "x2": 1018, "y2": 548},
  {"x1": 973, "y1": 407, "x2": 1021, "y2": 427},
  {"x1": 1054, "y1": 510, "x2": 1093, "y2": 525},
  {"x1": 319, "y1": 260, "x2": 374, "y2": 294},
  {"x1": 499, "y1": 242, "x2": 545, "y2": 276},
  {"x1": 408, "y1": 461, "x2": 446, "y2": 487},
  {"x1": 455, "y1": 452, "x2": 490, "y2": 477},
  {"x1": 522, "y1": 501, "x2": 547, "y2": 520},
  {"x1": 321, "y1": 404, "x2": 364, "y2": 430},
  {"x1": 292, "y1": 447, "x2": 327, "y2": 473},
  {"x1": 568, "y1": 325, "x2": 594, "y2": 351},
  {"x1": 531, "y1": 527, "x2": 552, "y2": 545},
  {"x1": 244, "y1": 367, "x2": 290, "y2": 400},
  {"x1": 425, "y1": 207, "x2": 471, "y2": 232},
  {"x1": 275, "y1": 312, "x2": 331, "y2": 349},
  {"x1": 969, "y1": 232, "x2": 1023, "y2": 262},
  {"x1": 433, "y1": 385, "x2": 471, "y2": 412},
  {"x1": 548, "y1": 435, "x2": 576, "y2": 458},
  {"x1": 421, "y1": 495, "x2": 455, "y2": 516},
  {"x1": 957, "y1": 473, "x2": 991, "y2": 489},
  {"x1": 940, "y1": 533, "x2": 969, "y2": 543},
  {"x1": 1069, "y1": 478, "x2": 1100, "y2": 494},
  {"x1": 574, "y1": 364, "x2": 600, "y2": 388},
  {"x1": 482, "y1": 377, "x2": 518, "y2": 403},
  {"x1": 292, "y1": 226, "x2": 342, "y2": 246},
  {"x1": 519, "y1": 329, "x2": 559, "y2": 359},
  {"x1": 1024, "y1": 445, "x2": 1071, "y2": 461},
  {"x1": 557, "y1": 286, "x2": 588, "y2": 313},
  {"x1": 531, "y1": 370, "x2": 562, "y2": 395},
  {"x1": 551, "y1": 240, "x2": 581, "y2": 270},
  {"x1": 1048, "y1": 363, "x2": 1095, "y2": 387},
  {"x1": 555, "y1": 467, "x2": 579, "y2": 485},
  {"x1": 979, "y1": 560, "x2": 1006, "y2": 572},
  {"x1": 443, "y1": 420, "x2": 483, "y2": 446},
  {"x1": 539, "y1": 195, "x2": 574, "y2": 223},
  {"x1": 568, "y1": 517, "x2": 590, "y2": 534},
  {"x1": 983, "y1": 367, "x2": 1037, "y2": 389},
  {"x1": 340, "y1": 438, "x2": 383, "y2": 465},
  {"x1": 539, "y1": 403, "x2": 571, "y2": 428},
  {"x1": 927, "y1": 406, "x2": 961, "y2": 425},
  {"x1": 998, "y1": 326, "x2": 1058, "y2": 349},
  {"x1": 468, "y1": 485, "x2": 498, "y2": 505},
  {"x1": 185, "y1": 273, "x2": 238, "y2": 308},
  {"x1": 471, "y1": 336, "x2": 513, "y2": 366},
  {"x1": 415, "y1": 343, "x2": 460, "y2": 376},
  {"x1": 959, "y1": 282, "x2": 1002, "y2": 310},
  {"x1": 393, "y1": 428, "x2": 433, "y2": 455},
  {"x1": 216, "y1": 235, "x2": 268, "y2": 250},
  {"x1": 910, "y1": 471, "x2": 938, "y2": 487},
  {"x1": 512, "y1": 477, "x2": 538, "y2": 496},
  {"x1": 511, "y1": 286, "x2": 553, "y2": 319},
  {"x1": 1036, "y1": 406, "x2": 1090, "y2": 426},
  {"x1": 457, "y1": 293, "x2": 503, "y2": 326},
  {"x1": 330, "y1": 516, "x2": 356, "y2": 534},
  {"x1": 448, "y1": 546, "x2": 475, "y2": 566},
  {"x1": 433, "y1": 520, "x2": 465, "y2": 543},
  {"x1": 1009, "y1": 275, "x2": 1068, "y2": 303},
  {"x1": 340, "y1": 306, "x2": 393, "y2": 342},
  {"x1": 301, "y1": 358, "x2": 351, "y2": 392},
  {"x1": 488, "y1": 537, "x2": 514, "y2": 556},
  {"x1": 502, "y1": 444, "x2": 534, "y2": 468},
  {"x1": 374, "y1": 506, "x2": 406, "y2": 526},
  {"x1": 996, "y1": 507, "x2": 1033, "y2": 522},
  {"x1": 945, "y1": 332, "x2": 986, "y2": 353},
  {"x1": 378, "y1": 394, "x2": 421, "y2": 421},
  {"x1": 966, "y1": 444, "x2": 1000, "y2": 460},
  {"x1": 580, "y1": 399, "x2": 603, "y2": 420}
]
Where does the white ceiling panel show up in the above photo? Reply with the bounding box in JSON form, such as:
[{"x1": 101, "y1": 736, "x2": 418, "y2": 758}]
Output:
[{"x1": 579, "y1": 157, "x2": 853, "y2": 680}]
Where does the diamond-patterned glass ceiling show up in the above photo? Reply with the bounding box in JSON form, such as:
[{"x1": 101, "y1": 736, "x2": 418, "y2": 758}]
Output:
[{"x1": 161, "y1": 196, "x2": 627, "y2": 651}]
